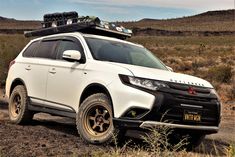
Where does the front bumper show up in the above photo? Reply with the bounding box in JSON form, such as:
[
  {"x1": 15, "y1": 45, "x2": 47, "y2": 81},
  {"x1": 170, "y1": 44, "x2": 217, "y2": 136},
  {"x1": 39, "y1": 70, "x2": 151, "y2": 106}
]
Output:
[{"x1": 114, "y1": 83, "x2": 221, "y2": 134}]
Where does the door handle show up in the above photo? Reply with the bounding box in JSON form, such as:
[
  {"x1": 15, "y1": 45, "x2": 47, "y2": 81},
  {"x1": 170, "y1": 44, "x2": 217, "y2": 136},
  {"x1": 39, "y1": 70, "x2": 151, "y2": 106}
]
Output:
[
  {"x1": 25, "y1": 65, "x2": 31, "y2": 71},
  {"x1": 49, "y1": 68, "x2": 56, "y2": 74}
]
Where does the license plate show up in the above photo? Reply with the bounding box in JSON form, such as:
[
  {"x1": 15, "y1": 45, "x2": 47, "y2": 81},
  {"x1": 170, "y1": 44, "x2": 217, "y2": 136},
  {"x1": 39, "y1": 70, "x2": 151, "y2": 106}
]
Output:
[{"x1": 183, "y1": 110, "x2": 201, "y2": 122}]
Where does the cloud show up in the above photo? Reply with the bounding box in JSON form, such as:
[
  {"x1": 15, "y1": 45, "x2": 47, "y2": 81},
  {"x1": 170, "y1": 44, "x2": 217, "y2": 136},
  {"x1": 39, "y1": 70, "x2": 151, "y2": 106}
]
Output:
[{"x1": 68, "y1": 0, "x2": 234, "y2": 11}]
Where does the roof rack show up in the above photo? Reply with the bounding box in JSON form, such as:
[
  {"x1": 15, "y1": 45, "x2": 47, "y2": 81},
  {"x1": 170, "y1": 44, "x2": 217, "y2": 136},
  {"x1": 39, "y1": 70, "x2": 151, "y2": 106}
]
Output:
[{"x1": 24, "y1": 11, "x2": 132, "y2": 40}]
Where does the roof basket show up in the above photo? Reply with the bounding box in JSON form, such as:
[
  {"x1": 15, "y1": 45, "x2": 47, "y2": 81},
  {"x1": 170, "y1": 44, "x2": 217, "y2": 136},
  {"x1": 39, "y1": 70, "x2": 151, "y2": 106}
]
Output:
[{"x1": 24, "y1": 11, "x2": 132, "y2": 40}]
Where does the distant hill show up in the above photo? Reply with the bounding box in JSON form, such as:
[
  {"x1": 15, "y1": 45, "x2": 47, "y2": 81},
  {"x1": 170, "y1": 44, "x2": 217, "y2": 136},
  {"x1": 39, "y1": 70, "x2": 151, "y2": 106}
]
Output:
[
  {"x1": 121, "y1": 9, "x2": 235, "y2": 32},
  {"x1": 0, "y1": 16, "x2": 11, "y2": 20},
  {"x1": 0, "y1": 16, "x2": 41, "y2": 30},
  {"x1": 139, "y1": 9, "x2": 234, "y2": 23},
  {"x1": 0, "y1": 9, "x2": 234, "y2": 35},
  {"x1": 0, "y1": 16, "x2": 17, "y2": 21}
]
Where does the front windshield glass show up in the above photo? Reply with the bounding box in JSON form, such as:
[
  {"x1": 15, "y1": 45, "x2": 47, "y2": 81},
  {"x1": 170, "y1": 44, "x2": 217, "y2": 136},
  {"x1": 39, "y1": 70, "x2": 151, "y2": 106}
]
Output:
[{"x1": 85, "y1": 37, "x2": 168, "y2": 70}]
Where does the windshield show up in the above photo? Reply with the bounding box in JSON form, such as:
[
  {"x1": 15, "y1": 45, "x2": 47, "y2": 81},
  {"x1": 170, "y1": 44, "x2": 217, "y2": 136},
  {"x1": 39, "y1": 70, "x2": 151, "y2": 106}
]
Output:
[{"x1": 85, "y1": 37, "x2": 168, "y2": 70}]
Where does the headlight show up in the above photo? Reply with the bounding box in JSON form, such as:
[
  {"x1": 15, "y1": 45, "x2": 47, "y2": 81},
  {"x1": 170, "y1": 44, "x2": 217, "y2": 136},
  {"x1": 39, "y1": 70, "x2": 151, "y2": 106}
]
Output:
[{"x1": 119, "y1": 75, "x2": 169, "y2": 91}]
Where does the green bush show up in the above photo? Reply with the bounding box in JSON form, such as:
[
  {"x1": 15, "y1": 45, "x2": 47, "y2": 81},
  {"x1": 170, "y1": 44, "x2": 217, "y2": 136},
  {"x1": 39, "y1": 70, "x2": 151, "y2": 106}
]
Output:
[{"x1": 208, "y1": 65, "x2": 233, "y2": 83}]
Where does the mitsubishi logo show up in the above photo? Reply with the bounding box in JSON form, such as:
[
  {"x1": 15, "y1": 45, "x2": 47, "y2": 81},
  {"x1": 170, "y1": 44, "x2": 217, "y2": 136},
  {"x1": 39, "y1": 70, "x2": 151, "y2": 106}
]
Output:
[{"x1": 188, "y1": 87, "x2": 197, "y2": 95}]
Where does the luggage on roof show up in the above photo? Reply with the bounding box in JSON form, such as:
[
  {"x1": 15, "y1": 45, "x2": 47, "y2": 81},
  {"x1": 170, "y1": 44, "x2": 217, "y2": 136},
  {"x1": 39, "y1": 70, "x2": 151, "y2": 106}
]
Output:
[{"x1": 24, "y1": 11, "x2": 132, "y2": 40}]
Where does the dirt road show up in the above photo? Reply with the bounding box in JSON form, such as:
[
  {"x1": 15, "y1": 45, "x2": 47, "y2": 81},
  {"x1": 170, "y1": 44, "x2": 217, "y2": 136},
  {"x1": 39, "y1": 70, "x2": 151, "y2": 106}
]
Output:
[{"x1": 0, "y1": 90, "x2": 234, "y2": 156}]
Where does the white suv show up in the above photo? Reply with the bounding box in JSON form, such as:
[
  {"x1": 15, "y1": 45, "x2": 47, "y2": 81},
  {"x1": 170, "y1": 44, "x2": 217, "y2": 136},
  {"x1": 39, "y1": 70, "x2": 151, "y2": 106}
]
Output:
[{"x1": 5, "y1": 32, "x2": 221, "y2": 147}]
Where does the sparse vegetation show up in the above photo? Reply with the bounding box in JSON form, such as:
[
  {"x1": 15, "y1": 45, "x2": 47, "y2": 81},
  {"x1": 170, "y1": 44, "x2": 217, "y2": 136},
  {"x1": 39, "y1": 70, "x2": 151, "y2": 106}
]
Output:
[
  {"x1": 226, "y1": 144, "x2": 235, "y2": 157},
  {"x1": 141, "y1": 126, "x2": 188, "y2": 156},
  {"x1": 208, "y1": 65, "x2": 233, "y2": 83},
  {"x1": 0, "y1": 17, "x2": 40, "y2": 30},
  {"x1": 86, "y1": 127, "x2": 234, "y2": 157},
  {"x1": 0, "y1": 34, "x2": 30, "y2": 86}
]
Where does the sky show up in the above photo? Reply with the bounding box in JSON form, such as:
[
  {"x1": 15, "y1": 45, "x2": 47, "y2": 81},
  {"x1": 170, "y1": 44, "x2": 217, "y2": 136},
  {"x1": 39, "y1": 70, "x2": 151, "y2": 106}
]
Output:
[{"x1": 0, "y1": 0, "x2": 234, "y2": 21}]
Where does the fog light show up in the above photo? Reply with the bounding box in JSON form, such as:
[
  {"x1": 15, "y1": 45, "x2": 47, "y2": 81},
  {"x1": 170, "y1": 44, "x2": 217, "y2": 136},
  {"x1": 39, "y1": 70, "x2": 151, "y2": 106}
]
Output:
[
  {"x1": 123, "y1": 108, "x2": 149, "y2": 119},
  {"x1": 127, "y1": 110, "x2": 137, "y2": 118}
]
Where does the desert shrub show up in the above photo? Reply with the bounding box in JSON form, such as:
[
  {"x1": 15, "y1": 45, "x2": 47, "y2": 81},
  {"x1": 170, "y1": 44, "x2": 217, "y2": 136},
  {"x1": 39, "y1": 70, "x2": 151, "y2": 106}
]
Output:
[
  {"x1": 223, "y1": 144, "x2": 235, "y2": 157},
  {"x1": 142, "y1": 126, "x2": 188, "y2": 156},
  {"x1": 229, "y1": 76, "x2": 235, "y2": 99},
  {"x1": 207, "y1": 65, "x2": 233, "y2": 83}
]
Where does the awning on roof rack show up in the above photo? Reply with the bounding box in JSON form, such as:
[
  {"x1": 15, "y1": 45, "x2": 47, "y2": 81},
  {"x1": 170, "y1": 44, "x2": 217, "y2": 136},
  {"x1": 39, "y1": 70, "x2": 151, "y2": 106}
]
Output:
[{"x1": 24, "y1": 11, "x2": 132, "y2": 40}]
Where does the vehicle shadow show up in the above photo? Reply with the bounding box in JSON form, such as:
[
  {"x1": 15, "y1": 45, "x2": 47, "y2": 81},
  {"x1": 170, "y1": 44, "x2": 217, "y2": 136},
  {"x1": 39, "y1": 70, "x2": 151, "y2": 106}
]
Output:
[
  {"x1": 0, "y1": 101, "x2": 78, "y2": 136},
  {"x1": 30, "y1": 118, "x2": 78, "y2": 137}
]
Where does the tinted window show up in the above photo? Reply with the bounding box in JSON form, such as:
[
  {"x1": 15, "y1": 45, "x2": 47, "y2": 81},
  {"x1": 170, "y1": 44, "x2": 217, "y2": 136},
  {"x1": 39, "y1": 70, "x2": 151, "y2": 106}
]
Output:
[
  {"x1": 56, "y1": 40, "x2": 84, "y2": 60},
  {"x1": 85, "y1": 37, "x2": 167, "y2": 70},
  {"x1": 35, "y1": 40, "x2": 57, "y2": 59},
  {"x1": 23, "y1": 41, "x2": 40, "y2": 57}
]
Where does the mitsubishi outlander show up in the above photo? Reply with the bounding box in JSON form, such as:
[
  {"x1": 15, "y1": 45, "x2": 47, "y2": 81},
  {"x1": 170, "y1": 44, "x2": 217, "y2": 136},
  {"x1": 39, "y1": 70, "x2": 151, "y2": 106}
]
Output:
[{"x1": 5, "y1": 32, "x2": 221, "y2": 148}]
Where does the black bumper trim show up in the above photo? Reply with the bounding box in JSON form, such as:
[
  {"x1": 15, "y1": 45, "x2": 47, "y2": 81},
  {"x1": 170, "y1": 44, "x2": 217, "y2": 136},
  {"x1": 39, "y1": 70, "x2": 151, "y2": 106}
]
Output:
[
  {"x1": 113, "y1": 118, "x2": 219, "y2": 134},
  {"x1": 113, "y1": 118, "x2": 142, "y2": 128}
]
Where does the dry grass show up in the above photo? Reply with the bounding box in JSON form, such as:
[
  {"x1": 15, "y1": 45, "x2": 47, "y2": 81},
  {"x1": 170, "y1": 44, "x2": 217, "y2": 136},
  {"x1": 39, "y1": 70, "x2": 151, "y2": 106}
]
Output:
[
  {"x1": 0, "y1": 20, "x2": 40, "y2": 30},
  {"x1": 88, "y1": 128, "x2": 235, "y2": 157},
  {"x1": 0, "y1": 34, "x2": 30, "y2": 85}
]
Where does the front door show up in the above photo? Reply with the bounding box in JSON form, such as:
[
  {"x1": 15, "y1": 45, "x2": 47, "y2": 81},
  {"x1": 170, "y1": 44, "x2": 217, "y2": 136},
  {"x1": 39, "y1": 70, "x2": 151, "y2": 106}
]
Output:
[{"x1": 46, "y1": 37, "x2": 86, "y2": 110}]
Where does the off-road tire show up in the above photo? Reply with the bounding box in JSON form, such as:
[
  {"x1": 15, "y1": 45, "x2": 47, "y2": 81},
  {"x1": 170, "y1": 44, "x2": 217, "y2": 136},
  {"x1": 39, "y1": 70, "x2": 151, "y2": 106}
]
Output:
[
  {"x1": 76, "y1": 93, "x2": 116, "y2": 144},
  {"x1": 8, "y1": 85, "x2": 34, "y2": 124}
]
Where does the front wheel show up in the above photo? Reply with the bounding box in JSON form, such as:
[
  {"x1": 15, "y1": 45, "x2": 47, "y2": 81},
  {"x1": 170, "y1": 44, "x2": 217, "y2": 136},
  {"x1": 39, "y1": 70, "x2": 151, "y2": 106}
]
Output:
[{"x1": 76, "y1": 93, "x2": 115, "y2": 144}]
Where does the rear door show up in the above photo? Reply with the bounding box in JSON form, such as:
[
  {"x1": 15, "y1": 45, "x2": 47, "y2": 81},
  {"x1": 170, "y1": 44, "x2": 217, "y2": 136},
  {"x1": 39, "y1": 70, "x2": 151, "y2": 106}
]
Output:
[
  {"x1": 46, "y1": 36, "x2": 86, "y2": 110},
  {"x1": 28, "y1": 39, "x2": 58, "y2": 104}
]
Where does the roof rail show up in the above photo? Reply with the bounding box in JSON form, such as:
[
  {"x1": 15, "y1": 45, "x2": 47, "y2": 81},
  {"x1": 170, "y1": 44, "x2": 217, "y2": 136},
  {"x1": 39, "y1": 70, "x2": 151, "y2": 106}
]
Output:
[{"x1": 24, "y1": 11, "x2": 132, "y2": 40}]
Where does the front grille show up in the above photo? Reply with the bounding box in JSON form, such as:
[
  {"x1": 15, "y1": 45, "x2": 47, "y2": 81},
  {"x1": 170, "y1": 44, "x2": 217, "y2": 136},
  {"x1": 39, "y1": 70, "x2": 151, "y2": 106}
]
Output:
[
  {"x1": 157, "y1": 97, "x2": 219, "y2": 126},
  {"x1": 145, "y1": 89, "x2": 220, "y2": 127},
  {"x1": 175, "y1": 94, "x2": 212, "y2": 102},
  {"x1": 168, "y1": 82, "x2": 211, "y2": 94}
]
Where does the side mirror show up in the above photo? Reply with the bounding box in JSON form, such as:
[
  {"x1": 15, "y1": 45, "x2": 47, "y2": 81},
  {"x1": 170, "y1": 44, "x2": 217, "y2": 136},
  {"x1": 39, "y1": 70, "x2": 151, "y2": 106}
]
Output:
[
  {"x1": 166, "y1": 66, "x2": 173, "y2": 72},
  {"x1": 62, "y1": 50, "x2": 81, "y2": 62}
]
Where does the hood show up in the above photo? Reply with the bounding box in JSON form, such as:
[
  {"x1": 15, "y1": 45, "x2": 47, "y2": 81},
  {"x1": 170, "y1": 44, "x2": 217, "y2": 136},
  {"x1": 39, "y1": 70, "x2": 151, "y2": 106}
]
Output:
[{"x1": 110, "y1": 63, "x2": 213, "y2": 88}]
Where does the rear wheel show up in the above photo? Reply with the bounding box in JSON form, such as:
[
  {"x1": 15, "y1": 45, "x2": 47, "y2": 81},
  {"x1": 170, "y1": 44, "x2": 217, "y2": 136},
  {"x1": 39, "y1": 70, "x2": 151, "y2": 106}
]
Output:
[
  {"x1": 8, "y1": 85, "x2": 34, "y2": 124},
  {"x1": 76, "y1": 93, "x2": 116, "y2": 144}
]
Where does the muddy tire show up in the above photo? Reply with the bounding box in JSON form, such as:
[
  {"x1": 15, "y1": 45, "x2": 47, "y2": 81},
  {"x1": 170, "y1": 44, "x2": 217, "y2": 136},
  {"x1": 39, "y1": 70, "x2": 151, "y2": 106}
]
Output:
[
  {"x1": 76, "y1": 93, "x2": 115, "y2": 144},
  {"x1": 8, "y1": 85, "x2": 34, "y2": 124}
]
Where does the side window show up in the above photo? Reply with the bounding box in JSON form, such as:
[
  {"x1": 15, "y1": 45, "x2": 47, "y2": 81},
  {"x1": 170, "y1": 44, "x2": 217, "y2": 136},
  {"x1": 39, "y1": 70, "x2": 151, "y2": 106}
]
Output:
[
  {"x1": 35, "y1": 40, "x2": 57, "y2": 59},
  {"x1": 56, "y1": 40, "x2": 84, "y2": 60},
  {"x1": 23, "y1": 41, "x2": 40, "y2": 57}
]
